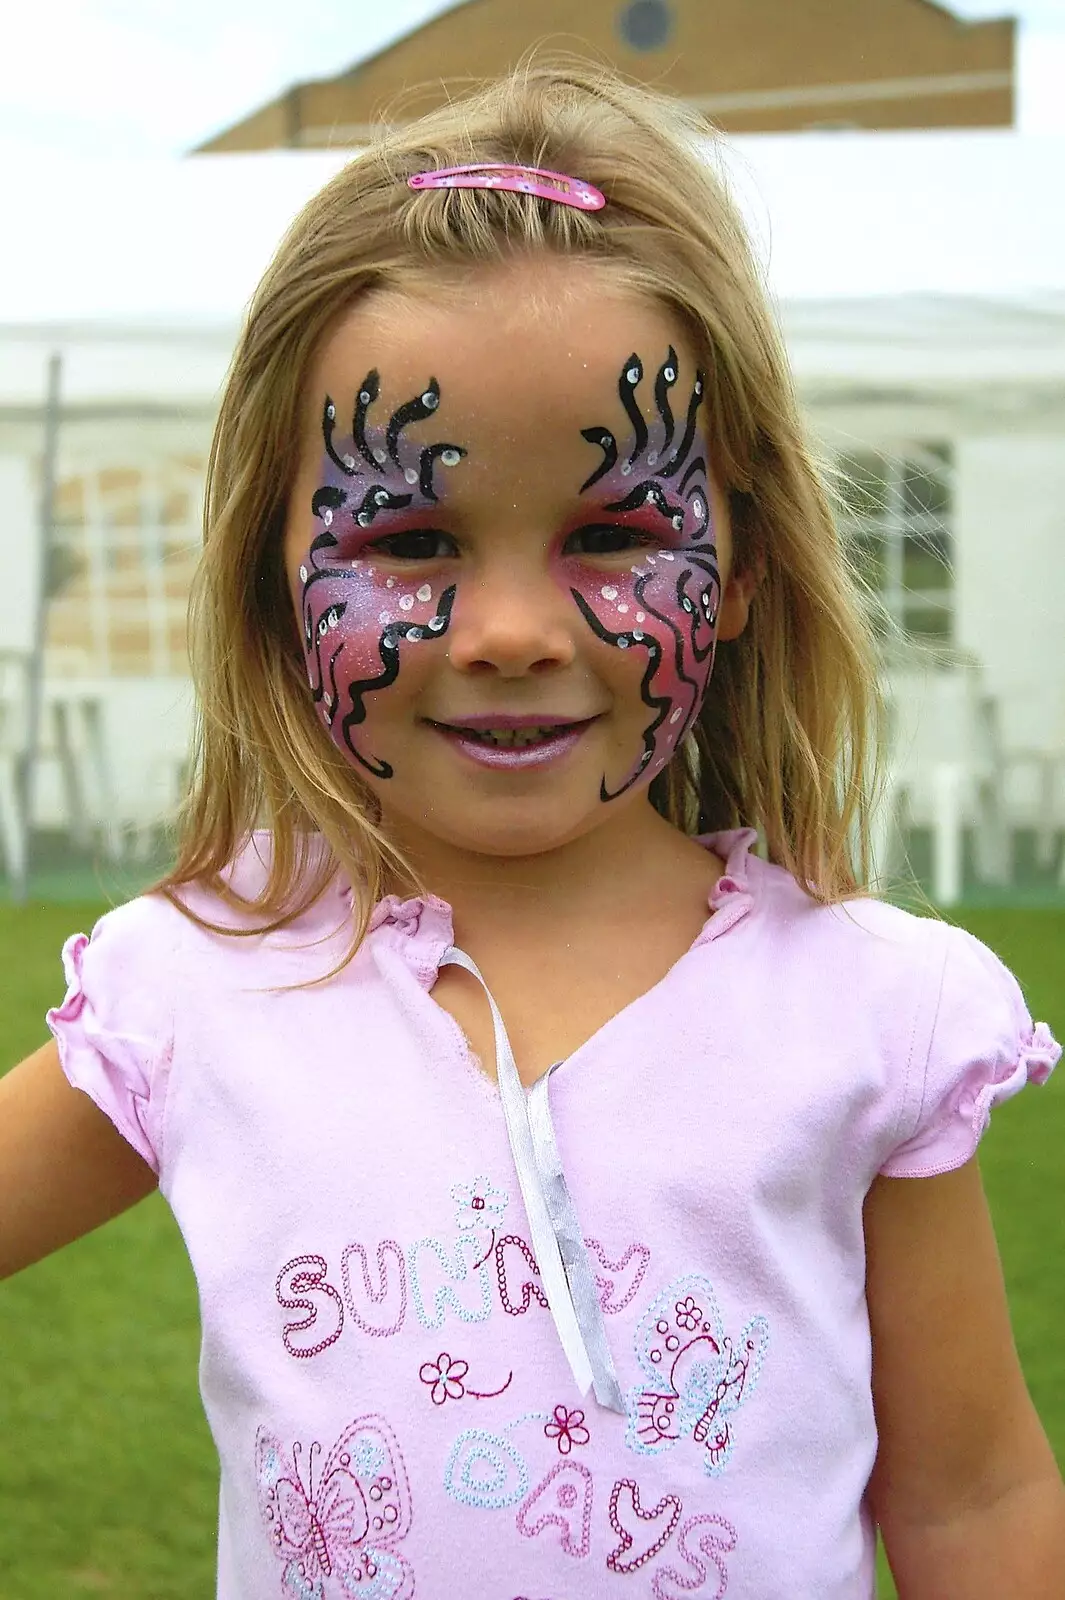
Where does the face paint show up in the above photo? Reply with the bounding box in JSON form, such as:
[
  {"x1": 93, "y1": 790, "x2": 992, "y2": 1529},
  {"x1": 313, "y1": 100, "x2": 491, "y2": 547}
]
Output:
[
  {"x1": 557, "y1": 347, "x2": 719, "y2": 800},
  {"x1": 298, "y1": 372, "x2": 466, "y2": 778}
]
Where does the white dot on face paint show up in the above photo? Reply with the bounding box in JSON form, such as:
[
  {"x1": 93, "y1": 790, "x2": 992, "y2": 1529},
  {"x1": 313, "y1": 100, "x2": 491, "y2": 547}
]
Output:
[
  {"x1": 404, "y1": 467, "x2": 418, "y2": 485},
  {"x1": 601, "y1": 585, "x2": 618, "y2": 601},
  {"x1": 636, "y1": 611, "x2": 645, "y2": 623},
  {"x1": 659, "y1": 551, "x2": 675, "y2": 561},
  {"x1": 618, "y1": 603, "x2": 629, "y2": 613},
  {"x1": 322, "y1": 508, "x2": 333, "y2": 526},
  {"x1": 633, "y1": 628, "x2": 645, "y2": 641},
  {"x1": 373, "y1": 447, "x2": 387, "y2": 464},
  {"x1": 672, "y1": 515, "x2": 684, "y2": 531},
  {"x1": 618, "y1": 637, "x2": 629, "y2": 648},
  {"x1": 416, "y1": 584, "x2": 432, "y2": 603},
  {"x1": 422, "y1": 390, "x2": 438, "y2": 410},
  {"x1": 620, "y1": 462, "x2": 632, "y2": 476},
  {"x1": 428, "y1": 615, "x2": 445, "y2": 631},
  {"x1": 358, "y1": 513, "x2": 371, "y2": 526},
  {"x1": 359, "y1": 390, "x2": 371, "y2": 404},
  {"x1": 298, "y1": 565, "x2": 307, "y2": 582},
  {"x1": 647, "y1": 452, "x2": 658, "y2": 466},
  {"x1": 386, "y1": 577, "x2": 395, "y2": 588},
  {"x1": 326, "y1": 404, "x2": 336, "y2": 420},
  {"x1": 441, "y1": 448, "x2": 461, "y2": 467},
  {"x1": 692, "y1": 499, "x2": 703, "y2": 517},
  {"x1": 342, "y1": 454, "x2": 355, "y2": 469},
  {"x1": 626, "y1": 366, "x2": 639, "y2": 384},
  {"x1": 671, "y1": 708, "x2": 683, "y2": 723},
  {"x1": 664, "y1": 367, "x2": 675, "y2": 381},
  {"x1": 379, "y1": 611, "x2": 391, "y2": 623},
  {"x1": 398, "y1": 594, "x2": 415, "y2": 611}
]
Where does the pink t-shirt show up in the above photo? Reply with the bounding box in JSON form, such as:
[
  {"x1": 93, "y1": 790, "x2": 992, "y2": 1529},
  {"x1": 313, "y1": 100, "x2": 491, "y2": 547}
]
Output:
[{"x1": 47, "y1": 828, "x2": 1059, "y2": 1600}]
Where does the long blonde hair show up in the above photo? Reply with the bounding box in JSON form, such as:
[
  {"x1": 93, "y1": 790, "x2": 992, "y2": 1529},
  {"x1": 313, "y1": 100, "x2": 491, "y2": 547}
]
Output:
[{"x1": 161, "y1": 59, "x2": 884, "y2": 943}]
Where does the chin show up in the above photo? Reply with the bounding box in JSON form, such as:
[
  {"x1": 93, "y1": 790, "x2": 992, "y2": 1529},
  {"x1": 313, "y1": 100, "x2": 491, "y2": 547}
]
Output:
[{"x1": 415, "y1": 801, "x2": 600, "y2": 860}]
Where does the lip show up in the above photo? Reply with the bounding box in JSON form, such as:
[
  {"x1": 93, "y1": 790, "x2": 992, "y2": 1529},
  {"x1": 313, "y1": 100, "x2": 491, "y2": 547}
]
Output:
[
  {"x1": 427, "y1": 715, "x2": 598, "y2": 770},
  {"x1": 428, "y1": 713, "x2": 597, "y2": 731}
]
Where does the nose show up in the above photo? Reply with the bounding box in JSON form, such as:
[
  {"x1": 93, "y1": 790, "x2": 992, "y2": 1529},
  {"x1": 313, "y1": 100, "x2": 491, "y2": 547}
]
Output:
[{"x1": 445, "y1": 561, "x2": 577, "y2": 677}]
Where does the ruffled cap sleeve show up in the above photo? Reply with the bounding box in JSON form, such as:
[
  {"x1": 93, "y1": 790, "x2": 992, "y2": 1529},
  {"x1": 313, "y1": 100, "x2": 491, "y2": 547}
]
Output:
[
  {"x1": 46, "y1": 906, "x2": 173, "y2": 1175},
  {"x1": 882, "y1": 924, "x2": 1060, "y2": 1178},
  {"x1": 366, "y1": 893, "x2": 455, "y2": 988}
]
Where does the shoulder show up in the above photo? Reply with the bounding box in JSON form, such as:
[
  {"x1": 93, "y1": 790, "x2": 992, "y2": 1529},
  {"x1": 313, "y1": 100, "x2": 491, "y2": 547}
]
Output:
[
  {"x1": 76, "y1": 841, "x2": 349, "y2": 998},
  {"x1": 747, "y1": 857, "x2": 1041, "y2": 1037},
  {"x1": 744, "y1": 854, "x2": 946, "y2": 976},
  {"x1": 77, "y1": 888, "x2": 190, "y2": 974}
]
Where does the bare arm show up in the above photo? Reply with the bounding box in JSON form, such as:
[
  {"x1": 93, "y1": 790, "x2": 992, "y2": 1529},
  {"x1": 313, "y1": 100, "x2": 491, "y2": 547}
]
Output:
[
  {"x1": 0, "y1": 1040, "x2": 157, "y2": 1281},
  {"x1": 865, "y1": 1158, "x2": 1065, "y2": 1599}
]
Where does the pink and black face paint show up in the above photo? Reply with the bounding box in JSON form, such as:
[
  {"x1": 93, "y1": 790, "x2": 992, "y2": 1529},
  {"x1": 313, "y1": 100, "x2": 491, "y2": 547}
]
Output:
[
  {"x1": 560, "y1": 347, "x2": 719, "y2": 800},
  {"x1": 299, "y1": 372, "x2": 466, "y2": 778}
]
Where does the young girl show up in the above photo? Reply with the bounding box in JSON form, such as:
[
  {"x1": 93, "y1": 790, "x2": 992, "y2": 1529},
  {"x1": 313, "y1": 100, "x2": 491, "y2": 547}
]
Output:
[{"x1": 2, "y1": 63, "x2": 1063, "y2": 1600}]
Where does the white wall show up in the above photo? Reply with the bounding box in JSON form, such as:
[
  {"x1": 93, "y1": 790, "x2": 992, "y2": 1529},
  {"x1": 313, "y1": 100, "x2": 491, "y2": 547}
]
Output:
[{"x1": 953, "y1": 436, "x2": 1065, "y2": 757}]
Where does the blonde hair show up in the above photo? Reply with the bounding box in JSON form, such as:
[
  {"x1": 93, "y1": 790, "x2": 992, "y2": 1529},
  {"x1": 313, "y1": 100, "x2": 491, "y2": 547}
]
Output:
[{"x1": 161, "y1": 59, "x2": 885, "y2": 943}]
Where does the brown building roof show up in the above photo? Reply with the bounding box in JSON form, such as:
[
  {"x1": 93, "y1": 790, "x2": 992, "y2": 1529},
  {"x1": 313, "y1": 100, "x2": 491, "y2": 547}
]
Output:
[{"x1": 196, "y1": 0, "x2": 1015, "y2": 152}]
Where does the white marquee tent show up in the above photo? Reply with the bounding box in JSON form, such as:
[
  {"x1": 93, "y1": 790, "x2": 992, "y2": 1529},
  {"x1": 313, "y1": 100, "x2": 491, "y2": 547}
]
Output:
[{"x1": 1, "y1": 131, "x2": 1064, "y2": 896}]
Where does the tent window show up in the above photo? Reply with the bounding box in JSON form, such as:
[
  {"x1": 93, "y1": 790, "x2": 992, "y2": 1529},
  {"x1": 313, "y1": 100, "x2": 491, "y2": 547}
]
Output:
[
  {"x1": 833, "y1": 445, "x2": 954, "y2": 644},
  {"x1": 47, "y1": 459, "x2": 203, "y2": 676}
]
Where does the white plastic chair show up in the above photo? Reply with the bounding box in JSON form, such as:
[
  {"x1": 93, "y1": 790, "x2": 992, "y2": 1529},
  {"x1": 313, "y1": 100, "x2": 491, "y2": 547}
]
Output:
[{"x1": 880, "y1": 651, "x2": 1008, "y2": 905}]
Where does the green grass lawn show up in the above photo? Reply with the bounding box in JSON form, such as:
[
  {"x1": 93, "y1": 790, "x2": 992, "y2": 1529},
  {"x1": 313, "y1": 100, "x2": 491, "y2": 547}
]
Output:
[{"x1": 0, "y1": 901, "x2": 1062, "y2": 1597}]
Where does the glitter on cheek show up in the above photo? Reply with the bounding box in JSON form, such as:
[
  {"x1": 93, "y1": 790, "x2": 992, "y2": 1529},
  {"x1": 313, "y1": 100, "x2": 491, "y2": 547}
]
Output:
[
  {"x1": 555, "y1": 523, "x2": 720, "y2": 800},
  {"x1": 297, "y1": 531, "x2": 459, "y2": 788}
]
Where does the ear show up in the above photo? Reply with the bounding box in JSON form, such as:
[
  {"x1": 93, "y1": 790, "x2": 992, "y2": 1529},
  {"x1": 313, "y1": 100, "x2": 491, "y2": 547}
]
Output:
[{"x1": 716, "y1": 551, "x2": 764, "y2": 643}]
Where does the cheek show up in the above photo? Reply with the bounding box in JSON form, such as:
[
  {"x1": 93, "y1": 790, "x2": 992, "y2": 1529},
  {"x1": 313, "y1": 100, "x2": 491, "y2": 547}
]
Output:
[
  {"x1": 561, "y1": 551, "x2": 721, "y2": 730},
  {"x1": 299, "y1": 560, "x2": 453, "y2": 773}
]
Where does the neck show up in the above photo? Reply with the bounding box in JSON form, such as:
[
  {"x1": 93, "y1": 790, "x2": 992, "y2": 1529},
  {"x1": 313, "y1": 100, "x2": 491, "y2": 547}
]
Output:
[{"x1": 379, "y1": 798, "x2": 721, "y2": 942}]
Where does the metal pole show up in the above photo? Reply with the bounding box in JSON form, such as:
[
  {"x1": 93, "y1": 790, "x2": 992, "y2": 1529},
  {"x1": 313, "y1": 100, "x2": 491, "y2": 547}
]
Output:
[{"x1": 13, "y1": 351, "x2": 62, "y2": 904}]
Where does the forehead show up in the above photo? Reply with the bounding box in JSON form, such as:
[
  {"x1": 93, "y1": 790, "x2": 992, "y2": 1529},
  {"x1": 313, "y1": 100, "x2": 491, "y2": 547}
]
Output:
[{"x1": 305, "y1": 257, "x2": 700, "y2": 451}]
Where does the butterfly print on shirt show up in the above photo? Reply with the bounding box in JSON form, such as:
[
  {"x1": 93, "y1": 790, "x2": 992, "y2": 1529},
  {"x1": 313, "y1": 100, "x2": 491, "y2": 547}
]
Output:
[
  {"x1": 255, "y1": 1414, "x2": 414, "y2": 1599},
  {"x1": 625, "y1": 1272, "x2": 769, "y2": 1477}
]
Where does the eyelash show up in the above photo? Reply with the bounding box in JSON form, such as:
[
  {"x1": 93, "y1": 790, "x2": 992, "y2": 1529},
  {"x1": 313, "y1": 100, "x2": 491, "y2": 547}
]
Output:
[
  {"x1": 366, "y1": 525, "x2": 662, "y2": 562},
  {"x1": 367, "y1": 530, "x2": 456, "y2": 561},
  {"x1": 566, "y1": 524, "x2": 661, "y2": 557}
]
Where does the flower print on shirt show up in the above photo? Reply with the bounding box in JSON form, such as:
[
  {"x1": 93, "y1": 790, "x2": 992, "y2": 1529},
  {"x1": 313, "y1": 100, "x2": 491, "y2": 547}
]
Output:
[
  {"x1": 451, "y1": 1175, "x2": 509, "y2": 1232},
  {"x1": 419, "y1": 1351, "x2": 469, "y2": 1406},
  {"x1": 674, "y1": 1294, "x2": 702, "y2": 1331},
  {"x1": 625, "y1": 1272, "x2": 769, "y2": 1478},
  {"x1": 544, "y1": 1404, "x2": 590, "y2": 1455}
]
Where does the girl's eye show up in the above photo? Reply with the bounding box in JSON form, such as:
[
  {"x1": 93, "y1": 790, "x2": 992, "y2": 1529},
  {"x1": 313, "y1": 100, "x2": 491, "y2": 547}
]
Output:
[
  {"x1": 564, "y1": 523, "x2": 658, "y2": 557},
  {"x1": 369, "y1": 529, "x2": 456, "y2": 561}
]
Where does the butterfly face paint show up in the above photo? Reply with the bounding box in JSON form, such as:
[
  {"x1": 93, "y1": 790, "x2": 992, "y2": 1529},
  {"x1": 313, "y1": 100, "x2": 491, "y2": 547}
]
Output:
[
  {"x1": 297, "y1": 371, "x2": 466, "y2": 779},
  {"x1": 558, "y1": 348, "x2": 719, "y2": 799}
]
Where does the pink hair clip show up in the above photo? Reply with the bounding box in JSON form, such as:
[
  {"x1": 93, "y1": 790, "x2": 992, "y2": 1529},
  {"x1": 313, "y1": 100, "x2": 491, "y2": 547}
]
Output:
[{"x1": 407, "y1": 162, "x2": 606, "y2": 212}]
